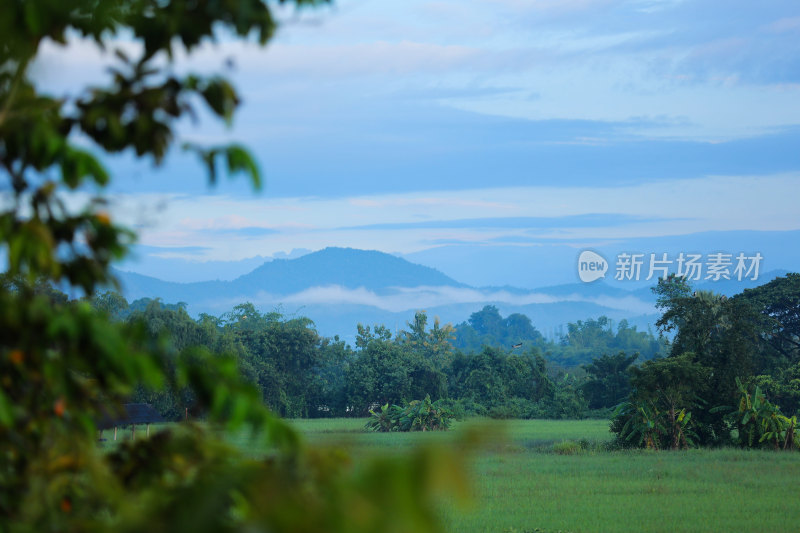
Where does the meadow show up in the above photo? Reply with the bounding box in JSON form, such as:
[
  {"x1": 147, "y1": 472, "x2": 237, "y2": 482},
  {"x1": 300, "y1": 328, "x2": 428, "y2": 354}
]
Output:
[
  {"x1": 104, "y1": 418, "x2": 800, "y2": 531},
  {"x1": 255, "y1": 418, "x2": 800, "y2": 533}
]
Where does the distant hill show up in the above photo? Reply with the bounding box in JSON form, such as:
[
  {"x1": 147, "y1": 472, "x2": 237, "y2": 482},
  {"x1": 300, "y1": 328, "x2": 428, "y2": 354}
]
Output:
[
  {"x1": 112, "y1": 247, "x2": 792, "y2": 342},
  {"x1": 115, "y1": 247, "x2": 462, "y2": 303},
  {"x1": 227, "y1": 247, "x2": 463, "y2": 295}
]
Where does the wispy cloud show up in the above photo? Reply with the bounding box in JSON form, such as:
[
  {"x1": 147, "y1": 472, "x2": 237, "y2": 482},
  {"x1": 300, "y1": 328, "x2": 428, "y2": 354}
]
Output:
[
  {"x1": 765, "y1": 17, "x2": 800, "y2": 34},
  {"x1": 102, "y1": 172, "x2": 800, "y2": 265},
  {"x1": 136, "y1": 245, "x2": 213, "y2": 257},
  {"x1": 338, "y1": 214, "x2": 669, "y2": 231},
  {"x1": 36, "y1": 0, "x2": 800, "y2": 144},
  {"x1": 238, "y1": 284, "x2": 656, "y2": 315}
]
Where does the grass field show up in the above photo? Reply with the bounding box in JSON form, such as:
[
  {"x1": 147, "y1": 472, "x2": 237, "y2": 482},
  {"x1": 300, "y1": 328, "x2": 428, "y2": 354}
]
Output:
[
  {"x1": 108, "y1": 418, "x2": 800, "y2": 531},
  {"x1": 263, "y1": 418, "x2": 800, "y2": 533}
]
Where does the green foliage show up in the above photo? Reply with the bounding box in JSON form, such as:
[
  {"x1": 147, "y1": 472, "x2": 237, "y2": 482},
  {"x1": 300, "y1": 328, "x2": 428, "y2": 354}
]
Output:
[
  {"x1": 346, "y1": 338, "x2": 447, "y2": 417},
  {"x1": 448, "y1": 347, "x2": 553, "y2": 410},
  {"x1": 735, "y1": 273, "x2": 800, "y2": 372},
  {"x1": 551, "y1": 440, "x2": 582, "y2": 455},
  {"x1": 652, "y1": 278, "x2": 762, "y2": 444},
  {"x1": 612, "y1": 399, "x2": 664, "y2": 450},
  {"x1": 611, "y1": 353, "x2": 707, "y2": 449},
  {"x1": 728, "y1": 378, "x2": 799, "y2": 450},
  {"x1": 91, "y1": 293, "x2": 677, "y2": 424},
  {"x1": 752, "y1": 362, "x2": 800, "y2": 417},
  {"x1": 365, "y1": 403, "x2": 400, "y2": 432},
  {"x1": 454, "y1": 307, "x2": 666, "y2": 368},
  {"x1": 433, "y1": 398, "x2": 488, "y2": 419},
  {"x1": 0, "y1": 284, "x2": 327, "y2": 530},
  {"x1": 453, "y1": 305, "x2": 544, "y2": 354},
  {"x1": 0, "y1": 1, "x2": 479, "y2": 531},
  {"x1": 365, "y1": 396, "x2": 454, "y2": 432},
  {"x1": 610, "y1": 274, "x2": 800, "y2": 450},
  {"x1": 81, "y1": 292, "x2": 596, "y2": 422},
  {"x1": 398, "y1": 311, "x2": 456, "y2": 369},
  {"x1": 542, "y1": 373, "x2": 589, "y2": 419},
  {"x1": 356, "y1": 323, "x2": 393, "y2": 350},
  {"x1": 553, "y1": 317, "x2": 666, "y2": 368},
  {"x1": 612, "y1": 398, "x2": 697, "y2": 451},
  {"x1": 580, "y1": 351, "x2": 638, "y2": 409}
]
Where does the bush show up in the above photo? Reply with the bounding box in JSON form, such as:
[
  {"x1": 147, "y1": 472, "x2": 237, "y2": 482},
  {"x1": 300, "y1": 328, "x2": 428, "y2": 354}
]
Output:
[
  {"x1": 432, "y1": 398, "x2": 487, "y2": 420},
  {"x1": 365, "y1": 396, "x2": 454, "y2": 432},
  {"x1": 488, "y1": 405, "x2": 517, "y2": 419},
  {"x1": 486, "y1": 398, "x2": 537, "y2": 419},
  {"x1": 552, "y1": 440, "x2": 583, "y2": 455}
]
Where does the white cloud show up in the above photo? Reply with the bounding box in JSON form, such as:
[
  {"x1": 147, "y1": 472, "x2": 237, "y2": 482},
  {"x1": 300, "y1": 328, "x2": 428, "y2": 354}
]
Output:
[
  {"x1": 31, "y1": 0, "x2": 800, "y2": 142},
  {"x1": 765, "y1": 17, "x2": 800, "y2": 34},
  {"x1": 101, "y1": 172, "x2": 800, "y2": 262},
  {"x1": 485, "y1": 0, "x2": 613, "y2": 16},
  {"x1": 233, "y1": 284, "x2": 655, "y2": 315}
]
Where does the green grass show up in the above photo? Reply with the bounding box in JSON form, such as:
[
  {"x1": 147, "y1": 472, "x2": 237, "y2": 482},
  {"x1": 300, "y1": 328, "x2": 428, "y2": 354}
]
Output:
[
  {"x1": 449, "y1": 445, "x2": 800, "y2": 532},
  {"x1": 115, "y1": 419, "x2": 800, "y2": 531},
  {"x1": 272, "y1": 418, "x2": 800, "y2": 533}
]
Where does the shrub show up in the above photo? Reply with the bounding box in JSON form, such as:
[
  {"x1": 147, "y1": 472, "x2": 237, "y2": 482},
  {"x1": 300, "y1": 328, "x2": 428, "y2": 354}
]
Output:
[
  {"x1": 728, "y1": 378, "x2": 800, "y2": 450},
  {"x1": 364, "y1": 403, "x2": 403, "y2": 432},
  {"x1": 487, "y1": 398, "x2": 539, "y2": 419},
  {"x1": 365, "y1": 396, "x2": 454, "y2": 432},
  {"x1": 488, "y1": 405, "x2": 517, "y2": 419},
  {"x1": 552, "y1": 441, "x2": 582, "y2": 455},
  {"x1": 435, "y1": 398, "x2": 487, "y2": 420}
]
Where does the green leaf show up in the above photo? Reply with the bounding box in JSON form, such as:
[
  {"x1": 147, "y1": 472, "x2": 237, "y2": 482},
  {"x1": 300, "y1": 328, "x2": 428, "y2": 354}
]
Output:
[{"x1": 225, "y1": 144, "x2": 261, "y2": 190}]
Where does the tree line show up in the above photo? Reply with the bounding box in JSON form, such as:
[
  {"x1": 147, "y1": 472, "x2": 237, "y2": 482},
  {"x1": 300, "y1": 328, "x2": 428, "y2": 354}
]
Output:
[{"x1": 77, "y1": 291, "x2": 667, "y2": 421}]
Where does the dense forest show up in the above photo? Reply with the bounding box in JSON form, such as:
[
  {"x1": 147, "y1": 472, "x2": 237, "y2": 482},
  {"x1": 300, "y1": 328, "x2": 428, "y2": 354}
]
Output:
[
  {"x1": 77, "y1": 290, "x2": 667, "y2": 421},
  {"x1": 36, "y1": 273, "x2": 794, "y2": 444}
]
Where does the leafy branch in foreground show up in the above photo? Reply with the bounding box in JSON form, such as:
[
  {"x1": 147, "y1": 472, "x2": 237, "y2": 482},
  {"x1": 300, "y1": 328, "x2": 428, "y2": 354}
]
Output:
[{"x1": 1, "y1": 1, "x2": 470, "y2": 531}]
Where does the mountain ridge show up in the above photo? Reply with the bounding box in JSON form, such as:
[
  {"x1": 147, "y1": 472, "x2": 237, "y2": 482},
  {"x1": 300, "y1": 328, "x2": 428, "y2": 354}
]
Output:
[
  {"x1": 229, "y1": 247, "x2": 463, "y2": 294},
  {"x1": 112, "y1": 247, "x2": 791, "y2": 341}
]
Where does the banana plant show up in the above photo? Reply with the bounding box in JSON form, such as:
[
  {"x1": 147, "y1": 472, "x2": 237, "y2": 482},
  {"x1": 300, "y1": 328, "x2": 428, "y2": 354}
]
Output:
[
  {"x1": 616, "y1": 399, "x2": 666, "y2": 450},
  {"x1": 733, "y1": 377, "x2": 799, "y2": 450},
  {"x1": 365, "y1": 396, "x2": 453, "y2": 432},
  {"x1": 365, "y1": 403, "x2": 403, "y2": 432},
  {"x1": 671, "y1": 408, "x2": 697, "y2": 449}
]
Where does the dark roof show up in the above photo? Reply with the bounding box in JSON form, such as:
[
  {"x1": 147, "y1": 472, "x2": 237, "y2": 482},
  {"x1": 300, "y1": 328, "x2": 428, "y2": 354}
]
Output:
[{"x1": 96, "y1": 403, "x2": 165, "y2": 429}]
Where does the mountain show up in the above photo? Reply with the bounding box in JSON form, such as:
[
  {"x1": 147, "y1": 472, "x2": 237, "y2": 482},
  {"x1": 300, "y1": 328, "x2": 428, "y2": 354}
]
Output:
[
  {"x1": 227, "y1": 247, "x2": 463, "y2": 295},
  {"x1": 112, "y1": 246, "x2": 790, "y2": 342},
  {"x1": 114, "y1": 247, "x2": 462, "y2": 305}
]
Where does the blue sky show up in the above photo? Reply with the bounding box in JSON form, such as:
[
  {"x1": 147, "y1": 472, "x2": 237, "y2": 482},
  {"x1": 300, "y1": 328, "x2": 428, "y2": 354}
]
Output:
[{"x1": 33, "y1": 0, "x2": 800, "y2": 284}]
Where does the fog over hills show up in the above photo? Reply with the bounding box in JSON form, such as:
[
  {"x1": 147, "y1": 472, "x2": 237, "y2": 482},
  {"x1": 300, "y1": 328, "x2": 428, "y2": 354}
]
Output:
[{"x1": 114, "y1": 246, "x2": 790, "y2": 342}]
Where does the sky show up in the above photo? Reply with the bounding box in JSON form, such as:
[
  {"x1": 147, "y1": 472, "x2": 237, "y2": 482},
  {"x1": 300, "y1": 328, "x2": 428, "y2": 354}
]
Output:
[{"x1": 32, "y1": 0, "x2": 800, "y2": 285}]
